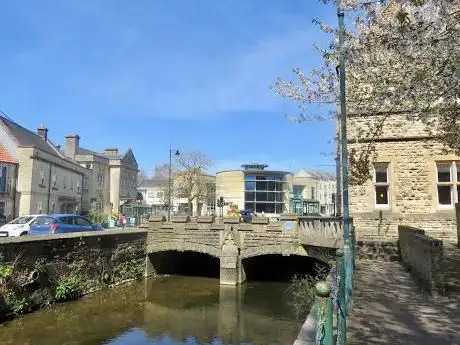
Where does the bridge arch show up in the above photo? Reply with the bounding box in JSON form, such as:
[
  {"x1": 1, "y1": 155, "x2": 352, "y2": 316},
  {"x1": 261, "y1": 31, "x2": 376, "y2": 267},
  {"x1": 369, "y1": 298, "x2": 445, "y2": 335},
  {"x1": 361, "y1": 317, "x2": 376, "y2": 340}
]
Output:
[
  {"x1": 240, "y1": 244, "x2": 331, "y2": 265},
  {"x1": 147, "y1": 242, "x2": 220, "y2": 258}
]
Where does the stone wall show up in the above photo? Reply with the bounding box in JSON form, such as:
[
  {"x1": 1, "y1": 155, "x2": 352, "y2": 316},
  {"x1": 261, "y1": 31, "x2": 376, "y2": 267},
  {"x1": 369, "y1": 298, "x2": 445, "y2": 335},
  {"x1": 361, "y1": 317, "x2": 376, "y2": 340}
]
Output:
[
  {"x1": 355, "y1": 240, "x2": 399, "y2": 262},
  {"x1": 145, "y1": 215, "x2": 340, "y2": 285},
  {"x1": 349, "y1": 137, "x2": 458, "y2": 242},
  {"x1": 0, "y1": 229, "x2": 147, "y2": 319},
  {"x1": 398, "y1": 225, "x2": 444, "y2": 295}
]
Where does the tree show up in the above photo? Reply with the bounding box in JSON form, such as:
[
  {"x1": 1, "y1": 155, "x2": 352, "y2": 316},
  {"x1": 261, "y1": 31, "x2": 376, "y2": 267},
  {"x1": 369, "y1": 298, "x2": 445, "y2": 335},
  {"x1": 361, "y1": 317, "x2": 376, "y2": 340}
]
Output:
[
  {"x1": 152, "y1": 163, "x2": 170, "y2": 207},
  {"x1": 272, "y1": 0, "x2": 460, "y2": 185},
  {"x1": 174, "y1": 151, "x2": 213, "y2": 215},
  {"x1": 137, "y1": 169, "x2": 149, "y2": 185}
]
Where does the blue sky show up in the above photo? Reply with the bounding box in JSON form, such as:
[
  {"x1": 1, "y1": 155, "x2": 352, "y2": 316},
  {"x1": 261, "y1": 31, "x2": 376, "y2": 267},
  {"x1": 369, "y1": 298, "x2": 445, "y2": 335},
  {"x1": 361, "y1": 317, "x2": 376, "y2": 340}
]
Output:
[{"x1": 0, "y1": 0, "x2": 337, "y2": 175}]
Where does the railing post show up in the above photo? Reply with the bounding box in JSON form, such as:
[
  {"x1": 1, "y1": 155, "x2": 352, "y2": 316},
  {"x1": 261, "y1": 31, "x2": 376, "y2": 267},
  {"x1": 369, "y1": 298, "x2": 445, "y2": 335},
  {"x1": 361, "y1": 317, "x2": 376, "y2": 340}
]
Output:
[
  {"x1": 336, "y1": 249, "x2": 347, "y2": 345},
  {"x1": 351, "y1": 226, "x2": 356, "y2": 271},
  {"x1": 344, "y1": 238, "x2": 353, "y2": 314},
  {"x1": 315, "y1": 282, "x2": 333, "y2": 345}
]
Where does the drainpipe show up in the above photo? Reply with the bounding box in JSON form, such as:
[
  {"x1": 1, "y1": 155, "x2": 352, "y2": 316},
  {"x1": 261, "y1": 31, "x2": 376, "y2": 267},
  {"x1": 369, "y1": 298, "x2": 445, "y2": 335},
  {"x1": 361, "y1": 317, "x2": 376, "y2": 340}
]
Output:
[{"x1": 47, "y1": 163, "x2": 52, "y2": 213}]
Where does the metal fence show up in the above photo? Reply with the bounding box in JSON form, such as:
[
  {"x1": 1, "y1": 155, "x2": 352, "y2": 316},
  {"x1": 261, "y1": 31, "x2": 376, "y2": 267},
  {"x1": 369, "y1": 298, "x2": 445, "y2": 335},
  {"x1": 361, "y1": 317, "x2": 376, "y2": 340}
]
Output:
[{"x1": 314, "y1": 225, "x2": 356, "y2": 345}]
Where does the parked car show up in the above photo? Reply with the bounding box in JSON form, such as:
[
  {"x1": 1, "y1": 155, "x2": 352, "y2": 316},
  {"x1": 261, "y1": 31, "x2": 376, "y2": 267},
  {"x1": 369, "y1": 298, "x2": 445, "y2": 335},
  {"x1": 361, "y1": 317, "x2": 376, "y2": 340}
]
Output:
[
  {"x1": 28, "y1": 214, "x2": 104, "y2": 236},
  {"x1": 0, "y1": 215, "x2": 41, "y2": 237},
  {"x1": 240, "y1": 210, "x2": 257, "y2": 223}
]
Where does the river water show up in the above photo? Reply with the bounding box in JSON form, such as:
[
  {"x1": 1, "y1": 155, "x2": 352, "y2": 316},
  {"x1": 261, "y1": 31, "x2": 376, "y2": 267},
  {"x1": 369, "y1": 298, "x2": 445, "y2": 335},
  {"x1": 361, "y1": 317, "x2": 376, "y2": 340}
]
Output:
[{"x1": 0, "y1": 276, "x2": 305, "y2": 345}]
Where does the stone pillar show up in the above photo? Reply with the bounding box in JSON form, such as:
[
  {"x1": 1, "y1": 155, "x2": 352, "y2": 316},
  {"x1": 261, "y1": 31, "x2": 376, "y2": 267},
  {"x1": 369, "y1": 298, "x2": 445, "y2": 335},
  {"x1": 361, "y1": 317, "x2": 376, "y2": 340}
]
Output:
[
  {"x1": 171, "y1": 215, "x2": 189, "y2": 231},
  {"x1": 148, "y1": 215, "x2": 164, "y2": 231},
  {"x1": 279, "y1": 213, "x2": 299, "y2": 232},
  {"x1": 220, "y1": 218, "x2": 246, "y2": 285}
]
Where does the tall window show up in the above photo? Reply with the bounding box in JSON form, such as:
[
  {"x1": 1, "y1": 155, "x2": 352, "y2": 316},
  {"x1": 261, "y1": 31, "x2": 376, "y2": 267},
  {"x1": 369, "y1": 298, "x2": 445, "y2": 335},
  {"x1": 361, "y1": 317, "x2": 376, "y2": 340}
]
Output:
[
  {"x1": 0, "y1": 201, "x2": 5, "y2": 215},
  {"x1": 436, "y1": 162, "x2": 460, "y2": 207},
  {"x1": 0, "y1": 166, "x2": 7, "y2": 192},
  {"x1": 374, "y1": 163, "x2": 389, "y2": 207},
  {"x1": 244, "y1": 174, "x2": 285, "y2": 214}
]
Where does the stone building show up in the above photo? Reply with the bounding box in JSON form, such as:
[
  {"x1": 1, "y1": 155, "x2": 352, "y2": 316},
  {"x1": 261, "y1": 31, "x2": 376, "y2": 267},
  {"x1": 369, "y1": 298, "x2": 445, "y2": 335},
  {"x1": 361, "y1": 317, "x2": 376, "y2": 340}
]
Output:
[
  {"x1": 62, "y1": 135, "x2": 139, "y2": 216},
  {"x1": 138, "y1": 175, "x2": 216, "y2": 216},
  {"x1": 293, "y1": 169, "x2": 336, "y2": 216},
  {"x1": 137, "y1": 179, "x2": 168, "y2": 214},
  {"x1": 216, "y1": 163, "x2": 293, "y2": 217},
  {"x1": 0, "y1": 144, "x2": 18, "y2": 221},
  {"x1": 0, "y1": 115, "x2": 90, "y2": 216},
  {"x1": 348, "y1": 112, "x2": 458, "y2": 241}
]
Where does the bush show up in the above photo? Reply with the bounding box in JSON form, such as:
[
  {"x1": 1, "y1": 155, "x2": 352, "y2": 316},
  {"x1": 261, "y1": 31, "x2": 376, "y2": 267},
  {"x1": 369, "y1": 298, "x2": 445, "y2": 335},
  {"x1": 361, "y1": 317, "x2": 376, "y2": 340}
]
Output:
[
  {"x1": 88, "y1": 210, "x2": 108, "y2": 225},
  {"x1": 286, "y1": 263, "x2": 330, "y2": 319},
  {"x1": 55, "y1": 277, "x2": 82, "y2": 302},
  {"x1": 119, "y1": 259, "x2": 144, "y2": 280},
  {"x1": 0, "y1": 264, "x2": 13, "y2": 278},
  {"x1": 13, "y1": 297, "x2": 32, "y2": 315}
]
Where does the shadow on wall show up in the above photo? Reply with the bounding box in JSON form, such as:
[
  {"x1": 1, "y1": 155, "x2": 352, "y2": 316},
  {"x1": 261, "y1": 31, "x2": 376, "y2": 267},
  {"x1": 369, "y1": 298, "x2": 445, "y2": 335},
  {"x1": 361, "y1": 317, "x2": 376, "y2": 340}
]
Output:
[{"x1": 148, "y1": 251, "x2": 220, "y2": 279}]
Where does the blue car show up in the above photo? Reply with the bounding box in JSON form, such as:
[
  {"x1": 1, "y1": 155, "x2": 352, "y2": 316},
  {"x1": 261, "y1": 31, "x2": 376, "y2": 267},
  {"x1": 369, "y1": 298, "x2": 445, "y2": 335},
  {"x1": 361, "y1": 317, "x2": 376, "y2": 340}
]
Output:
[{"x1": 29, "y1": 214, "x2": 104, "y2": 235}]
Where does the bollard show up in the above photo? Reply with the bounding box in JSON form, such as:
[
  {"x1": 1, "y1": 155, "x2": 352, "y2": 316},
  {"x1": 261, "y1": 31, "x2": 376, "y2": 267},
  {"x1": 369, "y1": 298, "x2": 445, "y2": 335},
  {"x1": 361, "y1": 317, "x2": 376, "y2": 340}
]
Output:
[
  {"x1": 336, "y1": 249, "x2": 347, "y2": 345},
  {"x1": 315, "y1": 281, "x2": 333, "y2": 345}
]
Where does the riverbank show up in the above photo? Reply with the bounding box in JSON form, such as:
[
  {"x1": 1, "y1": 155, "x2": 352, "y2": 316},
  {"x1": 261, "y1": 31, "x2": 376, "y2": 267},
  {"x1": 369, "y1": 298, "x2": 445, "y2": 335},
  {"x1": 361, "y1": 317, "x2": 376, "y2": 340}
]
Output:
[{"x1": 0, "y1": 229, "x2": 148, "y2": 321}]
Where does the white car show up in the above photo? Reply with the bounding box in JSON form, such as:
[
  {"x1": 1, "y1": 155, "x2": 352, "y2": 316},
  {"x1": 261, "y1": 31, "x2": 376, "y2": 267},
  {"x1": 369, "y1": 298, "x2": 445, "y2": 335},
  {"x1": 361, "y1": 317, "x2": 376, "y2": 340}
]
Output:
[{"x1": 0, "y1": 215, "x2": 41, "y2": 237}]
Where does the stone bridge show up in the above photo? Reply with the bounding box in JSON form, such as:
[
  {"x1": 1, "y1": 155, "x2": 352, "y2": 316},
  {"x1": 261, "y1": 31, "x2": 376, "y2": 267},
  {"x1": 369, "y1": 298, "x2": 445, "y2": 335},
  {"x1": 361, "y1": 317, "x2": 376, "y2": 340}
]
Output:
[{"x1": 142, "y1": 214, "x2": 343, "y2": 285}]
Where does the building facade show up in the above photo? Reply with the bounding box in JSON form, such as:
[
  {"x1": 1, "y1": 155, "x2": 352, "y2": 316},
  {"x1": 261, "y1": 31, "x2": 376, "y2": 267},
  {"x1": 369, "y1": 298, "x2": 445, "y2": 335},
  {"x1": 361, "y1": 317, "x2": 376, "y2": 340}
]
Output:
[
  {"x1": 348, "y1": 112, "x2": 458, "y2": 241},
  {"x1": 62, "y1": 136, "x2": 139, "y2": 216},
  {"x1": 0, "y1": 115, "x2": 90, "y2": 217},
  {"x1": 292, "y1": 169, "x2": 337, "y2": 216},
  {"x1": 216, "y1": 164, "x2": 293, "y2": 217},
  {"x1": 0, "y1": 145, "x2": 18, "y2": 221}
]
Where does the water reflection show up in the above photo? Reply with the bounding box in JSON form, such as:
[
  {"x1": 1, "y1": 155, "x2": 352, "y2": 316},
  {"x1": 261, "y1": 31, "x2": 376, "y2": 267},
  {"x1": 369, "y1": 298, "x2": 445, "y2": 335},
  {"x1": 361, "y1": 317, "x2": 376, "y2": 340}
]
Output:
[{"x1": 0, "y1": 276, "x2": 303, "y2": 345}]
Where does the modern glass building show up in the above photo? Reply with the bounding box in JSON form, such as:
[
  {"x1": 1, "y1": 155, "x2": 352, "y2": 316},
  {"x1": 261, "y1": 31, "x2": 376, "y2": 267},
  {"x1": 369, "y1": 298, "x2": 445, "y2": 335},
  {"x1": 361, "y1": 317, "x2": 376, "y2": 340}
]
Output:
[{"x1": 216, "y1": 163, "x2": 293, "y2": 216}]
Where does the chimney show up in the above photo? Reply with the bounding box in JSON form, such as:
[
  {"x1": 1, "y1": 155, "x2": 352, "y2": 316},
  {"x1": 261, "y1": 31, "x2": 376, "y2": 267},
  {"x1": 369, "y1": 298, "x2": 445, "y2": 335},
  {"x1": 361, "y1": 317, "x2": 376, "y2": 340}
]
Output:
[
  {"x1": 65, "y1": 134, "x2": 80, "y2": 158},
  {"x1": 104, "y1": 147, "x2": 119, "y2": 155},
  {"x1": 37, "y1": 124, "x2": 48, "y2": 141}
]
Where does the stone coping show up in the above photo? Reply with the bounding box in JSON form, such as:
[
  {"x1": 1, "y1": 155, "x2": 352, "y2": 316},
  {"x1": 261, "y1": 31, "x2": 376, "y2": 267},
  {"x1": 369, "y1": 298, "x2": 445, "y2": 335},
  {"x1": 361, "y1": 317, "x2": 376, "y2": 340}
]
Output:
[
  {"x1": 251, "y1": 217, "x2": 269, "y2": 225},
  {"x1": 0, "y1": 228, "x2": 148, "y2": 244},
  {"x1": 223, "y1": 217, "x2": 240, "y2": 224}
]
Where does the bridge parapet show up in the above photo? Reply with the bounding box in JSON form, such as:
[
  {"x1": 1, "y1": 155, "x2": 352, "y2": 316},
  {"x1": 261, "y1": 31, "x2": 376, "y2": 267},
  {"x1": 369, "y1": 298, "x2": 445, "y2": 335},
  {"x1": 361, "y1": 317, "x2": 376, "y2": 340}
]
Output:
[{"x1": 146, "y1": 214, "x2": 341, "y2": 285}]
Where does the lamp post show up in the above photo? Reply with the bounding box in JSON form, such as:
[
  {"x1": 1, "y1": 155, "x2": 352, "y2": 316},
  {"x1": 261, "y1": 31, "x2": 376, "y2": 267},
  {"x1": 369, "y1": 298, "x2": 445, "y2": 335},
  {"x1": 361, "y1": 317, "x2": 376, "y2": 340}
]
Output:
[{"x1": 168, "y1": 145, "x2": 180, "y2": 221}]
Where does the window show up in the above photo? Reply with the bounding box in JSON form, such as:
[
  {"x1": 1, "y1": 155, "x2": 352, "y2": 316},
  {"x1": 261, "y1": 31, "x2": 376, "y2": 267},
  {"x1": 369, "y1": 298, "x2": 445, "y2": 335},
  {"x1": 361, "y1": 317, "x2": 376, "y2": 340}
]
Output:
[
  {"x1": 39, "y1": 170, "x2": 45, "y2": 186},
  {"x1": 51, "y1": 202, "x2": 56, "y2": 213},
  {"x1": 60, "y1": 217, "x2": 74, "y2": 225},
  {"x1": 37, "y1": 201, "x2": 43, "y2": 214},
  {"x1": 34, "y1": 216, "x2": 55, "y2": 225},
  {"x1": 70, "y1": 177, "x2": 74, "y2": 191},
  {"x1": 63, "y1": 176, "x2": 67, "y2": 189},
  {"x1": 0, "y1": 201, "x2": 5, "y2": 216},
  {"x1": 75, "y1": 217, "x2": 91, "y2": 226},
  {"x1": 157, "y1": 192, "x2": 164, "y2": 198},
  {"x1": 243, "y1": 174, "x2": 285, "y2": 214},
  {"x1": 52, "y1": 174, "x2": 57, "y2": 187},
  {"x1": 311, "y1": 187, "x2": 316, "y2": 200},
  {"x1": 374, "y1": 164, "x2": 389, "y2": 207},
  {"x1": 0, "y1": 166, "x2": 7, "y2": 192},
  {"x1": 77, "y1": 180, "x2": 81, "y2": 193},
  {"x1": 435, "y1": 162, "x2": 460, "y2": 207}
]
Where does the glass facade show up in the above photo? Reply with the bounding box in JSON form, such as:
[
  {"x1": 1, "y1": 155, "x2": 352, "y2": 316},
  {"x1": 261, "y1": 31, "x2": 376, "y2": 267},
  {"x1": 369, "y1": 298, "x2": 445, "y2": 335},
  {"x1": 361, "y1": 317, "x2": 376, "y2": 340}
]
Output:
[{"x1": 243, "y1": 174, "x2": 286, "y2": 214}]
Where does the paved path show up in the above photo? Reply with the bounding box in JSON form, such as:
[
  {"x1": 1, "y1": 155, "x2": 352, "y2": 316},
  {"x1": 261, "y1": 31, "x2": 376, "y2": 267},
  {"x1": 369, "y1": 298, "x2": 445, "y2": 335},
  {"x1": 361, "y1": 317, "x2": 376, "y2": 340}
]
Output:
[{"x1": 348, "y1": 255, "x2": 460, "y2": 345}]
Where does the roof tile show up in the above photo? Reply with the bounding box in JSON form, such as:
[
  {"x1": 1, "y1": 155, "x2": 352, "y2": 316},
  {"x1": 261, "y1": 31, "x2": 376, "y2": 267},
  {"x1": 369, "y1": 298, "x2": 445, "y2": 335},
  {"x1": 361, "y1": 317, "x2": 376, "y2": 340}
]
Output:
[{"x1": 0, "y1": 144, "x2": 17, "y2": 164}]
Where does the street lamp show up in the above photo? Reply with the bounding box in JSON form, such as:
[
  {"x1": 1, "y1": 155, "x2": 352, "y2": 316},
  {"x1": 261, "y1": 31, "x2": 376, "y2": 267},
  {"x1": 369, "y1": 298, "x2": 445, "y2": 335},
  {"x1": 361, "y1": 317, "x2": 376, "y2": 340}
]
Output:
[{"x1": 168, "y1": 145, "x2": 180, "y2": 221}]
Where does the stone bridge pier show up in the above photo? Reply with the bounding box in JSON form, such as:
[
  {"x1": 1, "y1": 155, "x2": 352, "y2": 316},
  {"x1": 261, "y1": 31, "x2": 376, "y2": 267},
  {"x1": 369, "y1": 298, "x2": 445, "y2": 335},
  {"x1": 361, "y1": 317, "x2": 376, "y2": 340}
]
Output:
[{"x1": 143, "y1": 214, "x2": 342, "y2": 285}]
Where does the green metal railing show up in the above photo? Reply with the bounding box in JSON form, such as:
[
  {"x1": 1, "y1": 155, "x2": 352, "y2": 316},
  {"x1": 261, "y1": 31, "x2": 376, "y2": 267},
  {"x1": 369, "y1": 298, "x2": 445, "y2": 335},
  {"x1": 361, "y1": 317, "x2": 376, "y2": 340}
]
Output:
[{"x1": 314, "y1": 225, "x2": 356, "y2": 345}]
